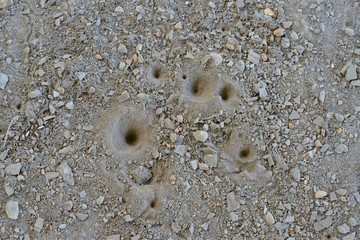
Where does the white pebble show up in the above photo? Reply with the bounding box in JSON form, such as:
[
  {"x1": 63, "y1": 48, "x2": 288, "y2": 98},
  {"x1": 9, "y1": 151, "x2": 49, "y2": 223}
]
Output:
[
  {"x1": 5, "y1": 163, "x2": 22, "y2": 176},
  {"x1": 0, "y1": 72, "x2": 9, "y2": 89},
  {"x1": 6, "y1": 200, "x2": 19, "y2": 219},
  {"x1": 193, "y1": 130, "x2": 208, "y2": 142},
  {"x1": 65, "y1": 101, "x2": 75, "y2": 110}
]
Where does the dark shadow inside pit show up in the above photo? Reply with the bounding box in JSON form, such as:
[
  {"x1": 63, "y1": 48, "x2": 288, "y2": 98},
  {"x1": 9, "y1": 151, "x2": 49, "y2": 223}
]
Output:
[
  {"x1": 125, "y1": 129, "x2": 140, "y2": 146},
  {"x1": 182, "y1": 74, "x2": 187, "y2": 80},
  {"x1": 191, "y1": 77, "x2": 206, "y2": 96},
  {"x1": 240, "y1": 148, "x2": 250, "y2": 158},
  {"x1": 238, "y1": 146, "x2": 256, "y2": 163},
  {"x1": 150, "y1": 197, "x2": 161, "y2": 210},
  {"x1": 217, "y1": 84, "x2": 236, "y2": 101},
  {"x1": 151, "y1": 66, "x2": 164, "y2": 80}
]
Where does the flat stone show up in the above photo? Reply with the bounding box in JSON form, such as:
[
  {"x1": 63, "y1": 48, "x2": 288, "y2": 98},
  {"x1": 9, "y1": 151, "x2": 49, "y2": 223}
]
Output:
[
  {"x1": 263, "y1": 211, "x2": 275, "y2": 225},
  {"x1": 106, "y1": 235, "x2": 120, "y2": 240},
  {"x1": 291, "y1": 165, "x2": 301, "y2": 182},
  {"x1": 132, "y1": 166, "x2": 152, "y2": 185},
  {"x1": 330, "y1": 192, "x2": 338, "y2": 201},
  {"x1": 164, "y1": 118, "x2": 174, "y2": 129},
  {"x1": 58, "y1": 162, "x2": 75, "y2": 186},
  {"x1": 190, "y1": 160, "x2": 198, "y2": 170},
  {"x1": 336, "y1": 189, "x2": 347, "y2": 196},
  {"x1": 75, "y1": 213, "x2": 88, "y2": 221},
  {"x1": 289, "y1": 110, "x2": 300, "y2": 120},
  {"x1": 209, "y1": 53, "x2": 223, "y2": 66},
  {"x1": 229, "y1": 212, "x2": 239, "y2": 222},
  {"x1": 5, "y1": 185, "x2": 14, "y2": 196},
  {"x1": 247, "y1": 50, "x2": 260, "y2": 64},
  {"x1": 174, "y1": 145, "x2": 187, "y2": 157},
  {"x1": 345, "y1": 64, "x2": 358, "y2": 81},
  {"x1": 0, "y1": 72, "x2": 9, "y2": 89},
  {"x1": 118, "y1": 44, "x2": 127, "y2": 53},
  {"x1": 45, "y1": 172, "x2": 59, "y2": 180},
  {"x1": 28, "y1": 89, "x2": 42, "y2": 99},
  {"x1": 335, "y1": 143, "x2": 348, "y2": 154},
  {"x1": 342, "y1": 232, "x2": 356, "y2": 240},
  {"x1": 315, "y1": 190, "x2": 327, "y2": 199},
  {"x1": 96, "y1": 196, "x2": 105, "y2": 205},
  {"x1": 344, "y1": 27, "x2": 355, "y2": 36},
  {"x1": 313, "y1": 116, "x2": 327, "y2": 128},
  {"x1": 314, "y1": 216, "x2": 333, "y2": 231},
  {"x1": 203, "y1": 154, "x2": 218, "y2": 168},
  {"x1": 5, "y1": 163, "x2": 22, "y2": 175},
  {"x1": 273, "y1": 27, "x2": 285, "y2": 37},
  {"x1": 227, "y1": 192, "x2": 240, "y2": 212},
  {"x1": 65, "y1": 101, "x2": 75, "y2": 110},
  {"x1": 193, "y1": 130, "x2": 208, "y2": 142},
  {"x1": 337, "y1": 223, "x2": 350, "y2": 234},
  {"x1": 6, "y1": 200, "x2": 19, "y2": 220},
  {"x1": 34, "y1": 217, "x2": 44, "y2": 232},
  {"x1": 350, "y1": 80, "x2": 360, "y2": 86}
]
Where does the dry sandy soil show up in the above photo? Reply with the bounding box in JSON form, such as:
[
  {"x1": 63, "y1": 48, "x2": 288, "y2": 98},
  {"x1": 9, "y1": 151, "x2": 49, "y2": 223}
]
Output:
[{"x1": 0, "y1": 0, "x2": 359, "y2": 239}]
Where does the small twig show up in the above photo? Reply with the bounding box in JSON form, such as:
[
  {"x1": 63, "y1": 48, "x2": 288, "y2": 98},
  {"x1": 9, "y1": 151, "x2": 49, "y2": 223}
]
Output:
[{"x1": 3, "y1": 116, "x2": 19, "y2": 148}]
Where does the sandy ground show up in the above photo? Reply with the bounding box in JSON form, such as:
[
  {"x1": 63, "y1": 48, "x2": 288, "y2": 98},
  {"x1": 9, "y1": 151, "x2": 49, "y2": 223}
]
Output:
[{"x1": 0, "y1": 0, "x2": 359, "y2": 239}]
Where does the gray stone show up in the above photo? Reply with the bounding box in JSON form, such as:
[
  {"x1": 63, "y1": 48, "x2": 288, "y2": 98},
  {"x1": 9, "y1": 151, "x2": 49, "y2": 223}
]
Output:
[
  {"x1": 203, "y1": 154, "x2": 218, "y2": 168},
  {"x1": 289, "y1": 110, "x2": 300, "y2": 120},
  {"x1": 337, "y1": 223, "x2": 350, "y2": 234},
  {"x1": 336, "y1": 189, "x2": 347, "y2": 196},
  {"x1": 106, "y1": 235, "x2": 120, "y2": 240},
  {"x1": 118, "y1": 44, "x2": 128, "y2": 53},
  {"x1": 0, "y1": 72, "x2": 9, "y2": 89},
  {"x1": 344, "y1": 27, "x2": 355, "y2": 37},
  {"x1": 330, "y1": 192, "x2": 338, "y2": 201},
  {"x1": 28, "y1": 89, "x2": 42, "y2": 99},
  {"x1": 164, "y1": 118, "x2": 174, "y2": 129},
  {"x1": 209, "y1": 53, "x2": 223, "y2": 66},
  {"x1": 190, "y1": 160, "x2": 198, "y2": 170},
  {"x1": 34, "y1": 217, "x2": 44, "y2": 232},
  {"x1": 350, "y1": 80, "x2": 360, "y2": 86},
  {"x1": 342, "y1": 232, "x2": 356, "y2": 240},
  {"x1": 133, "y1": 166, "x2": 152, "y2": 184},
  {"x1": 345, "y1": 64, "x2": 358, "y2": 81},
  {"x1": 6, "y1": 200, "x2": 19, "y2": 219},
  {"x1": 193, "y1": 130, "x2": 208, "y2": 142},
  {"x1": 5, "y1": 163, "x2": 22, "y2": 175},
  {"x1": 58, "y1": 162, "x2": 75, "y2": 186},
  {"x1": 313, "y1": 116, "x2": 327, "y2": 128},
  {"x1": 314, "y1": 216, "x2": 333, "y2": 231},
  {"x1": 335, "y1": 143, "x2": 348, "y2": 154},
  {"x1": 227, "y1": 192, "x2": 240, "y2": 212},
  {"x1": 247, "y1": 50, "x2": 260, "y2": 64},
  {"x1": 291, "y1": 165, "x2": 301, "y2": 182},
  {"x1": 75, "y1": 213, "x2": 88, "y2": 221},
  {"x1": 281, "y1": 38, "x2": 290, "y2": 48},
  {"x1": 174, "y1": 145, "x2": 187, "y2": 157},
  {"x1": 65, "y1": 101, "x2": 75, "y2": 110}
]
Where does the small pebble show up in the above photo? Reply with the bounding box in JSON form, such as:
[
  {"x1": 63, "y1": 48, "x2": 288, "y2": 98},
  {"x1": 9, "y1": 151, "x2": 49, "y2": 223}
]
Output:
[
  {"x1": 337, "y1": 223, "x2": 350, "y2": 234},
  {"x1": 34, "y1": 217, "x2": 44, "y2": 232},
  {"x1": 0, "y1": 72, "x2": 9, "y2": 89},
  {"x1": 28, "y1": 89, "x2": 42, "y2": 99},
  {"x1": 193, "y1": 130, "x2": 208, "y2": 142},
  {"x1": 174, "y1": 22, "x2": 183, "y2": 30},
  {"x1": 5, "y1": 163, "x2": 22, "y2": 176},
  {"x1": 335, "y1": 143, "x2": 348, "y2": 154},
  {"x1": 315, "y1": 190, "x2": 327, "y2": 199},
  {"x1": 273, "y1": 27, "x2": 285, "y2": 37},
  {"x1": 6, "y1": 200, "x2": 19, "y2": 220},
  {"x1": 65, "y1": 101, "x2": 75, "y2": 110}
]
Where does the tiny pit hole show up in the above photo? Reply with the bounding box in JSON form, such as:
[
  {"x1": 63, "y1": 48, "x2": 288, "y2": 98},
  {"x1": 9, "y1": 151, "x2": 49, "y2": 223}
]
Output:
[
  {"x1": 124, "y1": 129, "x2": 139, "y2": 146},
  {"x1": 239, "y1": 148, "x2": 251, "y2": 158}
]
